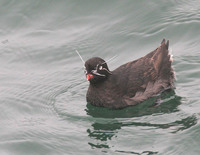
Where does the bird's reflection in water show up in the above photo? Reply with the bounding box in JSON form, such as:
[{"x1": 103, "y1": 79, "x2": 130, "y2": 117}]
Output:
[
  {"x1": 85, "y1": 91, "x2": 197, "y2": 152},
  {"x1": 87, "y1": 122, "x2": 121, "y2": 149}
]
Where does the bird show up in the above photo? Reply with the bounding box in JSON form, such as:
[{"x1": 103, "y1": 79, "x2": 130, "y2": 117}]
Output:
[{"x1": 84, "y1": 39, "x2": 175, "y2": 109}]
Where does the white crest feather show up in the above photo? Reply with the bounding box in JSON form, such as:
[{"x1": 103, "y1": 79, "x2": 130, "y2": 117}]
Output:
[
  {"x1": 75, "y1": 50, "x2": 85, "y2": 64},
  {"x1": 102, "y1": 55, "x2": 118, "y2": 65}
]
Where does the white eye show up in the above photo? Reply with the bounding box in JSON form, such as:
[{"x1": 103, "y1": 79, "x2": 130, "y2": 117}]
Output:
[{"x1": 99, "y1": 66, "x2": 103, "y2": 70}]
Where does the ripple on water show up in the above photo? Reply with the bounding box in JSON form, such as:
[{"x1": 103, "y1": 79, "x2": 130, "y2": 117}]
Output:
[
  {"x1": 174, "y1": 54, "x2": 200, "y2": 102},
  {"x1": 53, "y1": 78, "x2": 88, "y2": 120}
]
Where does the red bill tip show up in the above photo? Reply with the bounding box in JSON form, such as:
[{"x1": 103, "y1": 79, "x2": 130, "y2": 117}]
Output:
[{"x1": 86, "y1": 74, "x2": 94, "y2": 81}]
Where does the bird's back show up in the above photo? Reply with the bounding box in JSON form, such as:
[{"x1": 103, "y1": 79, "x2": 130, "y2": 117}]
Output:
[{"x1": 118, "y1": 39, "x2": 175, "y2": 106}]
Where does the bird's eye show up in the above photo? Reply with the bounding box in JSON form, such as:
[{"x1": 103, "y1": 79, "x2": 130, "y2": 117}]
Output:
[
  {"x1": 99, "y1": 66, "x2": 103, "y2": 70},
  {"x1": 84, "y1": 69, "x2": 87, "y2": 74}
]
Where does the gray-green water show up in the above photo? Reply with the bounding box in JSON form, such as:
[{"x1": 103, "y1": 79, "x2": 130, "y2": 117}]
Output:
[{"x1": 0, "y1": 0, "x2": 200, "y2": 155}]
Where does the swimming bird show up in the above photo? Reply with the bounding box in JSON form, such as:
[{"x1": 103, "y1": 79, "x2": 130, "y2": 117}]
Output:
[{"x1": 84, "y1": 39, "x2": 175, "y2": 109}]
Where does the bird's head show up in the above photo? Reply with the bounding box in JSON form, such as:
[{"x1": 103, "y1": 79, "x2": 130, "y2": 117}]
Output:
[{"x1": 84, "y1": 57, "x2": 112, "y2": 84}]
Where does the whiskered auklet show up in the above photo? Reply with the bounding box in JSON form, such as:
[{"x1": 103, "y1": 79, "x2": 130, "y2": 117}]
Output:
[{"x1": 84, "y1": 39, "x2": 175, "y2": 109}]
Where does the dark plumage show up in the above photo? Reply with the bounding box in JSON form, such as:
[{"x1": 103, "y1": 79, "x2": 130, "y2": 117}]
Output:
[{"x1": 84, "y1": 39, "x2": 175, "y2": 109}]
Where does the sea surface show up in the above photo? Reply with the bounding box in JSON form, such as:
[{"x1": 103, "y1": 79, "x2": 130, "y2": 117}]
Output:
[{"x1": 0, "y1": 0, "x2": 200, "y2": 155}]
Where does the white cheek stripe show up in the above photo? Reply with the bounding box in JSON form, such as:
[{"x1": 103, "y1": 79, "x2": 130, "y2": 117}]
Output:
[
  {"x1": 102, "y1": 68, "x2": 112, "y2": 74},
  {"x1": 91, "y1": 70, "x2": 106, "y2": 77}
]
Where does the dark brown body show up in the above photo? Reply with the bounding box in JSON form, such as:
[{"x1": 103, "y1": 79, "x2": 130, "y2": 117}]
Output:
[{"x1": 86, "y1": 39, "x2": 175, "y2": 109}]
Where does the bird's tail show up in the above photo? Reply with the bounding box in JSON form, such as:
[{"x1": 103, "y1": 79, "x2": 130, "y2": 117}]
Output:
[{"x1": 153, "y1": 39, "x2": 175, "y2": 88}]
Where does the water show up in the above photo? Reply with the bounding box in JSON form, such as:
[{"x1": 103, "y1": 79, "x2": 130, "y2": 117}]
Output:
[{"x1": 0, "y1": 0, "x2": 200, "y2": 154}]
